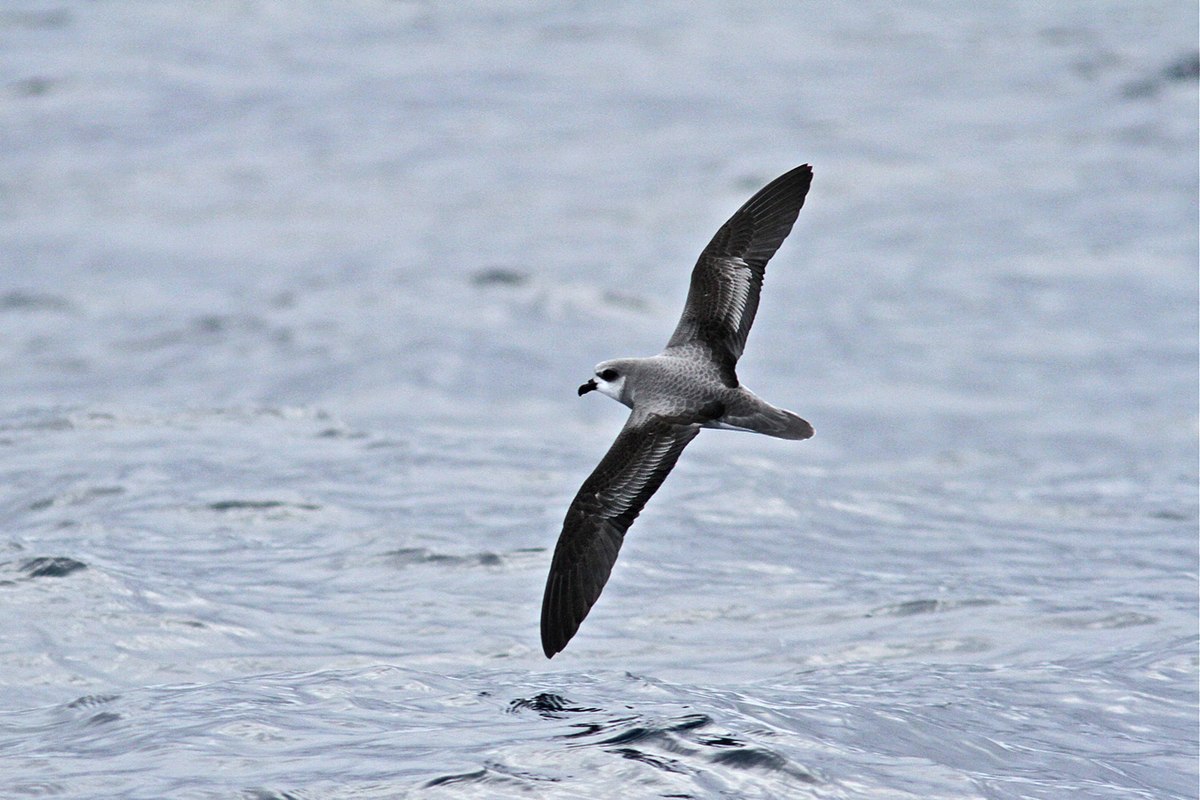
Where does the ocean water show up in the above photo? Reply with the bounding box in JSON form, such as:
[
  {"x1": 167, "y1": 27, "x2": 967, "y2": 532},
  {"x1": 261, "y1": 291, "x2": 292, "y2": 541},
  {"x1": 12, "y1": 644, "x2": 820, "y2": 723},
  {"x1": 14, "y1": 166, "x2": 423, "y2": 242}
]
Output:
[{"x1": 1, "y1": 2, "x2": 1196, "y2": 798}]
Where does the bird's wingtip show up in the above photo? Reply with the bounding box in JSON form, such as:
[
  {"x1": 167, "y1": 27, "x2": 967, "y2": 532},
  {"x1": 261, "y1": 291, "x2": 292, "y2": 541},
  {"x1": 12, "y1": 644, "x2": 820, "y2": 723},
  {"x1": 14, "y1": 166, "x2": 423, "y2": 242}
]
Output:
[{"x1": 540, "y1": 629, "x2": 565, "y2": 658}]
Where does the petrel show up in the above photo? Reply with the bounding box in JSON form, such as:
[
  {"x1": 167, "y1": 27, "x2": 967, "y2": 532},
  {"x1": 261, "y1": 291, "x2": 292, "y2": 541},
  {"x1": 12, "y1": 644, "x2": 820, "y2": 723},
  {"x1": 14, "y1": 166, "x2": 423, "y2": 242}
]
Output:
[{"x1": 540, "y1": 164, "x2": 815, "y2": 657}]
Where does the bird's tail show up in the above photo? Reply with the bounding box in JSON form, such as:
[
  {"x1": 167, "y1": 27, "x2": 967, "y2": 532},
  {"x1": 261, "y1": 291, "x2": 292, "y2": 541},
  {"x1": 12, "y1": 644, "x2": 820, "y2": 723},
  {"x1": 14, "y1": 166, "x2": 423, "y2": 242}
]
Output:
[{"x1": 709, "y1": 393, "x2": 814, "y2": 440}]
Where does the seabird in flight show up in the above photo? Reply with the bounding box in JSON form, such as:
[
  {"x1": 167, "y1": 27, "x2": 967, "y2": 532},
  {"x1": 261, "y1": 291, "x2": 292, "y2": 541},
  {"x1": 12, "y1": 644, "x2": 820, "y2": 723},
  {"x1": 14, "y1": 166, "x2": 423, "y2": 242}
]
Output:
[{"x1": 541, "y1": 164, "x2": 815, "y2": 657}]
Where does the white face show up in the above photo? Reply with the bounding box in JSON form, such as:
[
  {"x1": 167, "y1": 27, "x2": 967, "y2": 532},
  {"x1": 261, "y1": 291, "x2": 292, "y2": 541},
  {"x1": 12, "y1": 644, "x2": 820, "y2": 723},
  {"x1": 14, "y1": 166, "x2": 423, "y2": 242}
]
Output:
[{"x1": 592, "y1": 364, "x2": 626, "y2": 402}]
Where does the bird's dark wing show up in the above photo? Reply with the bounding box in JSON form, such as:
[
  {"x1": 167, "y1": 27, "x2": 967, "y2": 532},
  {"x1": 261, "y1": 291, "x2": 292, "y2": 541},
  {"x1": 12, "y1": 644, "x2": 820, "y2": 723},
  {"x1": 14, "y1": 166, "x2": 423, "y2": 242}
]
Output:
[
  {"x1": 663, "y1": 164, "x2": 813, "y2": 380},
  {"x1": 540, "y1": 414, "x2": 700, "y2": 657}
]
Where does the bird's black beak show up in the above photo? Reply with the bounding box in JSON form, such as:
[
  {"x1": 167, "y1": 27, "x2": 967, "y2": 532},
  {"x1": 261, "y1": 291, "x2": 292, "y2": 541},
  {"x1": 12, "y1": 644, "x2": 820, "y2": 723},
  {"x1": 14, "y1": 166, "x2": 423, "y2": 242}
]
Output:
[{"x1": 578, "y1": 379, "x2": 597, "y2": 396}]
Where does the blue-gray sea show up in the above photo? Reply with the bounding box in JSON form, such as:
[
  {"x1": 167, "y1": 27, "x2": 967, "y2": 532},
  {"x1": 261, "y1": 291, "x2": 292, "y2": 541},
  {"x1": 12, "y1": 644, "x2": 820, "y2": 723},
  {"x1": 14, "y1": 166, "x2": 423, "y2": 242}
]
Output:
[{"x1": 1, "y1": 3, "x2": 1197, "y2": 798}]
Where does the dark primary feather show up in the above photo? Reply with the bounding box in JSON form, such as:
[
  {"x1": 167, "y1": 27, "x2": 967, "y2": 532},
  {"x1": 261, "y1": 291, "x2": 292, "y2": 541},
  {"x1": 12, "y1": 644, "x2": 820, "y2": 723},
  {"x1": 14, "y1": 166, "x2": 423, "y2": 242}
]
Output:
[
  {"x1": 664, "y1": 164, "x2": 813, "y2": 379},
  {"x1": 540, "y1": 415, "x2": 700, "y2": 657}
]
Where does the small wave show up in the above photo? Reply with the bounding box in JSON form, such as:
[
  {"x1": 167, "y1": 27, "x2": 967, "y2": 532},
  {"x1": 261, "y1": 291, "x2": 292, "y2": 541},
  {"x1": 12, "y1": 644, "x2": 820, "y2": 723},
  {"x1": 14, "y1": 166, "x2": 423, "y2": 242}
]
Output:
[
  {"x1": 507, "y1": 692, "x2": 601, "y2": 717},
  {"x1": 0, "y1": 556, "x2": 88, "y2": 583},
  {"x1": 65, "y1": 694, "x2": 120, "y2": 709},
  {"x1": 206, "y1": 500, "x2": 320, "y2": 513},
  {"x1": 867, "y1": 598, "x2": 999, "y2": 618},
  {"x1": 510, "y1": 692, "x2": 818, "y2": 786},
  {"x1": 386, "y1": 547, "x2": 504, "y2": 569}
]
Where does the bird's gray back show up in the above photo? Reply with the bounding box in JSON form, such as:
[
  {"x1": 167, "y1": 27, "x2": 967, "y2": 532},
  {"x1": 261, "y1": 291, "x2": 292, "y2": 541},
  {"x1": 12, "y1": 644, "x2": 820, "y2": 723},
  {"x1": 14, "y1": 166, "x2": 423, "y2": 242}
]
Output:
[{"x1": 625, "y1": 355, "x2": 732, "y2": 420}]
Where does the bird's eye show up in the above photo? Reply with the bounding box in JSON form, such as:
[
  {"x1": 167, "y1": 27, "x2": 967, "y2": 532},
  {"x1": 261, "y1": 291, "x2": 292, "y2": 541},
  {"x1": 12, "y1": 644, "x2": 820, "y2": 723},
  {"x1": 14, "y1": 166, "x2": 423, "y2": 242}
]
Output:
[{"x1": 598, "y1": 368, "x2": 619, "y2": 381}]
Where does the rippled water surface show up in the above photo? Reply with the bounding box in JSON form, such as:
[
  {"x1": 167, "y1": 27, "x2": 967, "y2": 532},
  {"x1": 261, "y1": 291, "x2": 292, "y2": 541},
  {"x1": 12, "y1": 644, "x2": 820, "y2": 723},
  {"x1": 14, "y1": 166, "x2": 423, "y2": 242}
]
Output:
[{"x1": 1, "y1": 2, "x2": 1196, "y2": 798}]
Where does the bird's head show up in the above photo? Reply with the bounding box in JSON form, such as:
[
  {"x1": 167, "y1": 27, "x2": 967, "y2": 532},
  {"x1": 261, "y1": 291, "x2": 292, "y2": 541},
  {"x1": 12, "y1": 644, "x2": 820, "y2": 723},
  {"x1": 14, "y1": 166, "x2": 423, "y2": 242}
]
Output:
[{"x1": 578, "y1": 360, "x2": 630, "y2": 405}]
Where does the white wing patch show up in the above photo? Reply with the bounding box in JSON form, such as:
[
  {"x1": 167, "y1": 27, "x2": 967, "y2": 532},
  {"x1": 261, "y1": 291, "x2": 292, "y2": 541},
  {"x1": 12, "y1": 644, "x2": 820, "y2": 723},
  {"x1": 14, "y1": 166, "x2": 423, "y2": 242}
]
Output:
[
  {"x1": 595, "y1": 434, "x2": 676, "y2": 517},
  {"x1": 722, "y1": 257, "x2": 752, "y2": 330}
]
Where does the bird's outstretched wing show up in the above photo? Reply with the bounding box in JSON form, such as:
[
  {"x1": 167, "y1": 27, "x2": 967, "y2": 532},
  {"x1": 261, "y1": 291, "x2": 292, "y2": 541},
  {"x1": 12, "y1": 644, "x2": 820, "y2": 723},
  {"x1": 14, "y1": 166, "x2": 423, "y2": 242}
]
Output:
[
  {"x1": 663, "y1": 164, "x2": 813, "y2": 380},
  {"x1": 541, "y1": 414, "x2": 700, "y2": 657}
]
